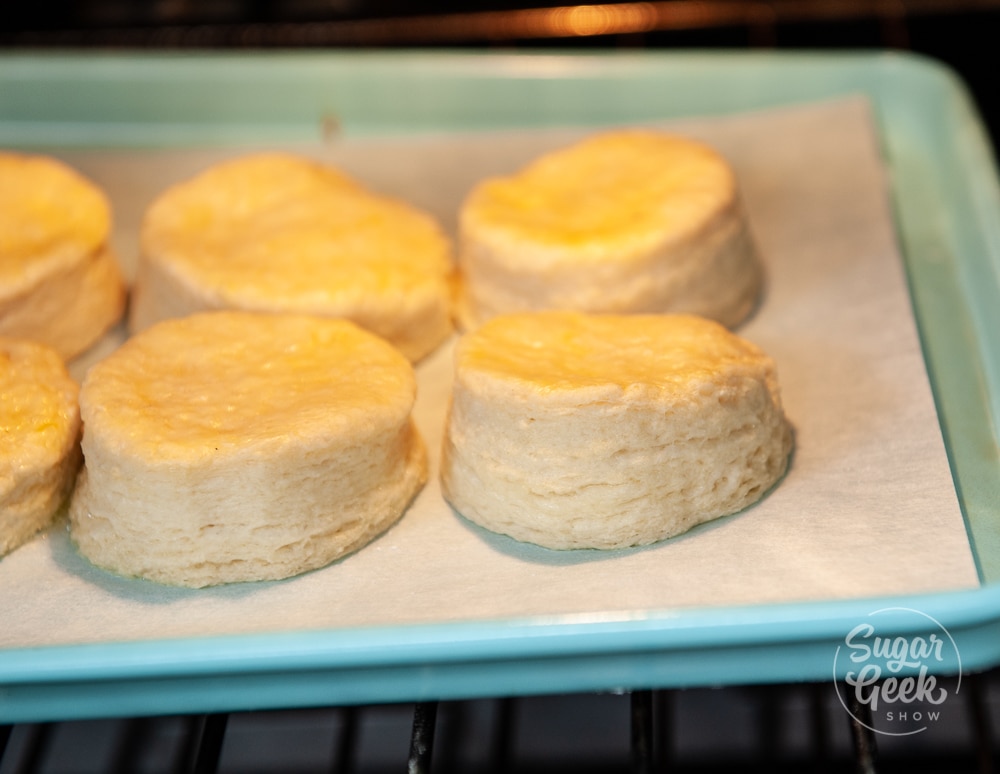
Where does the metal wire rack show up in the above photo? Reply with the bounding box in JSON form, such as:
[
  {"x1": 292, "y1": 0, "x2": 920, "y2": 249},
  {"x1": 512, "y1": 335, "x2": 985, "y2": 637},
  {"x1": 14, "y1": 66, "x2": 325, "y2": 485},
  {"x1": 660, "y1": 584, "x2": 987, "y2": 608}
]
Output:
[{"x1": 1, "y1": 672, "x2": 997, "y2": 773}]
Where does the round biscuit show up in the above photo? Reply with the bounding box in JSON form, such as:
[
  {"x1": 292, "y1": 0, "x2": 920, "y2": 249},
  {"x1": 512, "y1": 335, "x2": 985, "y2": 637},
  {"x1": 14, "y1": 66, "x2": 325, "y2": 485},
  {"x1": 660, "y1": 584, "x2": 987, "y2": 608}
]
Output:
[{"x1": 441, "y1": 311, "x2": 793, "y2": 550}]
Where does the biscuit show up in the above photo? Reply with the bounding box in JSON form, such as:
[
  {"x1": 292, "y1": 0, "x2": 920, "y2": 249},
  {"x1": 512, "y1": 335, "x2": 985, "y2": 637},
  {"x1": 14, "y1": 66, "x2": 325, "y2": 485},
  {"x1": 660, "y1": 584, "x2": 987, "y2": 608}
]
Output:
[
  {"x1": 0, "y1": 153, "x2": 126, "y2": 359},
  {"x1": 131, "y1": 152, "x2": 454, "y2": 362},
  {"x1": 0, "y1": 338, "x2": 82, "y2": 556},
  {"x1": 69, "y1": 311, "x2": 427, "y2": 587},
  {"x1": 456, "y1": 130, "x2": 762, "y2": 329},
  {"x1": 441, "y1": 312, "x2": 792, "y2": 550}
]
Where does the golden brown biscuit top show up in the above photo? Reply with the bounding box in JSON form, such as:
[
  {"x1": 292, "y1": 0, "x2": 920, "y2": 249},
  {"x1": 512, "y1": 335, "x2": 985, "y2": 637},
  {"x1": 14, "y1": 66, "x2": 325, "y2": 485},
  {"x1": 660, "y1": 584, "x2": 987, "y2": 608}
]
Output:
[
  {"x1": 0, "y1": 337, "x2": 80, "y2": 481},
  {"x1": 80, "y1": 311, "x2": 417, "y2": 462},
  {"x1": 456, "y1": 311, "x2": 776, "y2": 400},
  {"x1": 0, "y1": 153, "x2": 111, "y2": 290},
  {"x1": 460, "y1": 130, "x2": 736, "y2": 261},
  {"x1": 141, "y1": 153, "x2": 452, "y2": 308}
]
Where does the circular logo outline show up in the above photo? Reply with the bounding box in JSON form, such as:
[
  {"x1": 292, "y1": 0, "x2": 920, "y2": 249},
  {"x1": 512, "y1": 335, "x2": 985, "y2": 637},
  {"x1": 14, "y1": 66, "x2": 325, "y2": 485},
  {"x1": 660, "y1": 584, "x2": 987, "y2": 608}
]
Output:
[{"x1": 832, "y1": 606, "x2": 961, "y2": 737}]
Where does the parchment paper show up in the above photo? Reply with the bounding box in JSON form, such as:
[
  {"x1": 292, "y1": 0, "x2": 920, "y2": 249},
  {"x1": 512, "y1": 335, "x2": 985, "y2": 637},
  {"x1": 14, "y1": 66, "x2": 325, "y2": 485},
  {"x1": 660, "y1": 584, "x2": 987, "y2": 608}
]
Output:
[{"x1": 0, "y1": 96, "x2": 980, "y2": 650}]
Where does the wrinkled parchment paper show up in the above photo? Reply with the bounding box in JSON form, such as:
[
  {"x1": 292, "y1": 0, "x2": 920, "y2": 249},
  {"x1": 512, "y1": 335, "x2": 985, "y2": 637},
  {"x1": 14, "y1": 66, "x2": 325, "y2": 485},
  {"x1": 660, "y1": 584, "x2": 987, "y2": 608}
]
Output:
[{"x1": 0, "y1": 96, "x2": 980, "y2": 650}]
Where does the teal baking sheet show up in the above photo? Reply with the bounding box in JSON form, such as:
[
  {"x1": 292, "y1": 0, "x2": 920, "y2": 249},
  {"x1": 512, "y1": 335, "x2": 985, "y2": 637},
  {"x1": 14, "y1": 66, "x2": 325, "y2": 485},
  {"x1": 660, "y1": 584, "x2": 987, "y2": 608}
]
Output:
[{"x1": 2, "y1": 50, "x2": 1000, "y2": 724}]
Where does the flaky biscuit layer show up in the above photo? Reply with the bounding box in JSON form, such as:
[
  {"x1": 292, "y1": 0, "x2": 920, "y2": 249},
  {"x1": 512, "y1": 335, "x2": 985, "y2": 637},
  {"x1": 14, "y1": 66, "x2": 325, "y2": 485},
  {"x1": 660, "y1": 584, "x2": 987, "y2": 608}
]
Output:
[
  {"x1": 0, "y1": 338, "x2": 81, "y2": 556},
  {"x1": 441, "y1": 312, "x2": 793, "y2": 550},
  {"x1": 70, "y1": 311, "x2": 427, "y2": 587},
  {"x1": 133, "y1": 153, "x2": 454, "y2": 362},
  {"x1": 457, "y1": 131, "x2": 762, "y2": 329},
  {"x1": 0, "y1": 153, "x2": 125, "y2": 360}
]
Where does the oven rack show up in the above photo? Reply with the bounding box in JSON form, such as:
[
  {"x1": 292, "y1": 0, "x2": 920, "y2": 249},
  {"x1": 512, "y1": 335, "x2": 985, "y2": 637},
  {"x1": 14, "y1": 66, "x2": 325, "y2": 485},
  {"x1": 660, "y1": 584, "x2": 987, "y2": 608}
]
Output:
[{"x1": 1, "y1": 670, "x2": 996, "y2": 773}]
